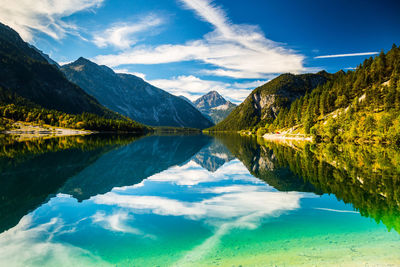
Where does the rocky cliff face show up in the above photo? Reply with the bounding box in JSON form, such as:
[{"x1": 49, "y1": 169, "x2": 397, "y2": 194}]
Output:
[
  {"x1": 61, "y1": 58, "x2": 213, "y2": 129},
  {"x1": 210, "y1": 73, "x2": 329, "y2": 131},
  {"x1": 193, "y1": 91, "x2": 236, "y2": 124}
]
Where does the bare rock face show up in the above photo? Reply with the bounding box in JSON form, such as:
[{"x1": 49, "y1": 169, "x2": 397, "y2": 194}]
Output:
[{"x1": 61, "y1": 58, "x2": 213, "y2": 129}]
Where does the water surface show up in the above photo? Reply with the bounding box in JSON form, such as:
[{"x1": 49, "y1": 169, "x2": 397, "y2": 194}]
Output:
[{"x1": 0, "y1": 134, "x2": 399, "y2": 266}]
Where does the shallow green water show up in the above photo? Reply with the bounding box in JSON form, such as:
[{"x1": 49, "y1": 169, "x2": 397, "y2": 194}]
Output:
[{"x1": 0, "y1": 134, "x2": 399, "y2": 266}]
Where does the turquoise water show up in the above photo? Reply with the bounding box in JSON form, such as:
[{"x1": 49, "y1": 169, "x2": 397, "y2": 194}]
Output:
[{"x1": 0, "y1": 134, "x2": 399, "y2": 266}]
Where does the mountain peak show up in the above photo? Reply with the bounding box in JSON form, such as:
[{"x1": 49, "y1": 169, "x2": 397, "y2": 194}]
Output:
[
  {"x1": 205, "y1": 90, "x2": 220, "y2": 96},
  {"x1": 66, "y1": 57, "x2": 116, "y2": 76},
  {"x1": 71, "y1": 57, "x2": 94, "y2": 66},
  {"x1": 194, "y1": 91, "x2": 227, "y2": 107},
  {"x1": 193, "y1": 91, "x2": 236, "y2": 124}
]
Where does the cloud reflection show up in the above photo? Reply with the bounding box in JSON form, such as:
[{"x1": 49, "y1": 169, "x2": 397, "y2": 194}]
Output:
[{"x1": 0, "y1": 215, "x2": 109, "y2": 267}]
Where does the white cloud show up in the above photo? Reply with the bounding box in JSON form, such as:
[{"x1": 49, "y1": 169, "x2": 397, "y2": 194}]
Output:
[
  {"x1": 314, "y1": 52, "x2": 378, "y2": 59},
  {"x1": 58, "y1": 60, "x2": 73, "y2": 66},
  {"x1": 93, "y1": 0, "x2": 306, "y2": 78},
  {"x1": 232, "y1": 80, "x2": 268, "y2": 89},
  {"x1": 148, "y1": 75, "x2": 268, "y2": 103},
  {"x1": 93, "y1": 15, "x2": 163, "y2": 49},
  {"x1": 0, "y1": 0, "x2": 104, "y2": 41},
  {"x1": 112, "y1": 68, "x2": 147, "y2": 80}
]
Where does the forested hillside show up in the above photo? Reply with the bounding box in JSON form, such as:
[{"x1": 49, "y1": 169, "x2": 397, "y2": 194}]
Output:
[
  {"x1": 0, "y1": 22, "x2": 119, "y2": 118},
  {"x1": 258, "y1": 45, "x2": 400, "y2": 144},
  {"x1": 0, "y1": 22, "x2": 148, "y2": 133}
]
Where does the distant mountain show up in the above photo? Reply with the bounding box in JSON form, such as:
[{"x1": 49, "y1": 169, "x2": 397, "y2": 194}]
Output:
[
  {"x1": 209, "y1": 73, "x2": 329, "y2": 131},
  {"x1": 193, "y1": 91, "x2": 236, "y2": 124},
  {"x1": 0, "y1": 22, "x2": 118, "y2": 118},
  {"x1": 61, "y1": 58, "x2": 213, "y2": 129}
]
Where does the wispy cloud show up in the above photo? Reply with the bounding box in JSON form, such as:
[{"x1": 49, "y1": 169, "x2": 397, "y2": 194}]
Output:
[
  {"x1": 94, "y1": 0, "x2": 306, "y2": 79},
  {"x1": 314, "y1": 52, "x2": 378, "y2": 59},
  {"x1": 112, "y1": 68, "x2": 147, "y2": 80},
  {"x1": 93, "y1": 15, "x2": 164, "y2": 49},
  {"x1": 148, "y1": 75, "x2": 269, "y2": 103},
  {"x1": 0, "y1": 0, "x2": 104, "y2": 41}
]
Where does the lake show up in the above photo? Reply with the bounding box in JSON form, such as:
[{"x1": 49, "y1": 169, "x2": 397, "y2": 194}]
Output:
[{"x1": 0, "y1": 134, "x2": 399, "y2": 266}]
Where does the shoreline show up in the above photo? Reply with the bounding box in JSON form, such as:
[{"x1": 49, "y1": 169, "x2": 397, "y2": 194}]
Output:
[
  {"x1": 262, "y1": 133, "x2": 313, "y2": 142},
  {"x1": 1, "y1": 122, "x2": 93, "y2": 141}
]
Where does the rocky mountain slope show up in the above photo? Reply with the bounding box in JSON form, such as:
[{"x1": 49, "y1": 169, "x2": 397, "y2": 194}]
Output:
[
  {"x1": 193, "y1": 91, "x2": 236, "y2": 123},
  {"x1": 61, "y1": 58, "x2": 213, "y2": 129},
  {"x1": 209, "y1": 72, "x2": 329, "y2": 131},
  {"x1": 0, "y1": 22, "x2": 118, "y2": 118}
]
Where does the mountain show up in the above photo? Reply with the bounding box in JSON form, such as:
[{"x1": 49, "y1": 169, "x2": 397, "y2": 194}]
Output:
[
  {"x1": 209, "y1": 73, "x2": 329, "y2": 131},
  {"x1": 0, "y1": 22, "x2": 118, "y2": 118},
  {"x1": 193, "y1": 91, "x2": 236, "y2": 123},
  {"x1": 61, "y1": 58, "x2": 214, "y2": 129}
]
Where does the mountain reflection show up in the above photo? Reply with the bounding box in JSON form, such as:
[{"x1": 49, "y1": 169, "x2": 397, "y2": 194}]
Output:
[
  {"x1": 1, "y1": 133, "x2": 400, "y2": 235},
  {"x1": 0, "y1": 134, "x2": 140, "y2": 234},
  {"x1": 192, "y1": 138, "x2": 235, "y2": 172},
  {"x1": 0, "y1": 134, "x2": 210, "y2": 233},
  {"x1": 217, "y1": 134, "x2": 400, "y2": 233},
  {"x1": 59, "y1": 135, "x2": 210, "y2": 201}
]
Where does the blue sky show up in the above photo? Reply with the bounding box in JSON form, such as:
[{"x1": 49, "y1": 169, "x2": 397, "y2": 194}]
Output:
[{"x1": 1, "y1": 0, "x2": 399, "y2": 103}]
